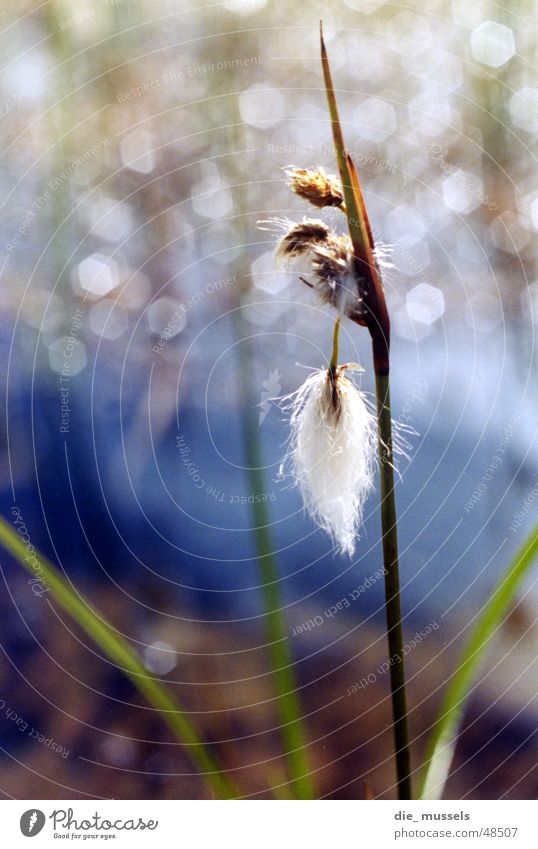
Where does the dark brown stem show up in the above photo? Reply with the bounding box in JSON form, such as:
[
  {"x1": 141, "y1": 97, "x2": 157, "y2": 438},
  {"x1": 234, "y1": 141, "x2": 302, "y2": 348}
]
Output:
[{"x1": 375, "y1": 368, "x2": 412, "y2": 800}]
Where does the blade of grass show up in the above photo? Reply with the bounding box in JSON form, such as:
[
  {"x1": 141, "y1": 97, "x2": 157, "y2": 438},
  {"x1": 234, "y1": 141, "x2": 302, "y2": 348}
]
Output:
[
  {"x1": 0, "y1": 515, "x2": 238, "y2": 799},
  {"x1": 238, "y1": 405, "x2": 314, "y2": 799},
  {"x1": 320, "y1": 21, "x2": 390, "y2": 372},
  {"x1": 418, "y1": 524, "x2": 538, "y2": 799},
  {"x1": 222, "y1": 70, "x2": 314, "y2": 799},
  {"x1": 320, "y1": 22, "x2": 371, "y2": 277}
]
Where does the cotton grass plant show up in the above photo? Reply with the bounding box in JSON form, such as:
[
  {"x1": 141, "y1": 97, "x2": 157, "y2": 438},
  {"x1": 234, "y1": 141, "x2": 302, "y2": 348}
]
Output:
[
  {"x1": 261, "y1": 23, "x2": 414, "y2": 798},
  {"x1": 257, "y1": 24, "x2": 538, "y2": 801},
  {"x1": 1, "y1": 21, "x2": 537, "y2": 803}
]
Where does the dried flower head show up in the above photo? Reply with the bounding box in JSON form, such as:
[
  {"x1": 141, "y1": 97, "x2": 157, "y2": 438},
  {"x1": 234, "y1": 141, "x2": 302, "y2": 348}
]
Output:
[
  {"x1": 274, "y1": 218, "x2": 331, "y2": 259},
  {"x1": 281, "y1": 365, "x2": 376, "y2": 556},
  {"x1": 285, "y1": 166, "x2": 344, "y2": 208},
  {"x1": 269, "y1": 217, "x2": 367, "y2": 324}
]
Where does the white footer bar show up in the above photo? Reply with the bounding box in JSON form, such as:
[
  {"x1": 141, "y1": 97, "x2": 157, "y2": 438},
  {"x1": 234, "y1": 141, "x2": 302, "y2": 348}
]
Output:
[{"x1": 3, "y1": 800, "x2": 536, "y2": 848}]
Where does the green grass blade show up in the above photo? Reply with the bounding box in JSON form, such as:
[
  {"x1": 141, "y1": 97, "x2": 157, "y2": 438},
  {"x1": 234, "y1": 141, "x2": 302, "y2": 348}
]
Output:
[
  {"x1": 0, "y1": 515, "x2": 238, "y2": 799},
  {"x1": 241, "y1": 414, "x2": 315, "y2": 799},
  {"x1": 320, "y1": 22, "x2": 373, "y2": 275},
  {"x1": 320, "y1": 22, "x2": 390, "y2": 373},
  {"x1": 418, "y1": 524, "x2": 538, "y2": 799},
  {"x1": 225, "y1": 82, "x2": 314, "y2": 798}
]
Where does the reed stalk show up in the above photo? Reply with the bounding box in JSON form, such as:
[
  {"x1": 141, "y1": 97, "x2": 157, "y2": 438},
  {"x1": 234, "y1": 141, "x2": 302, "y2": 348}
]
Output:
[{"x1": 320, "y1": 22, "x2": 412, "y2": 798}]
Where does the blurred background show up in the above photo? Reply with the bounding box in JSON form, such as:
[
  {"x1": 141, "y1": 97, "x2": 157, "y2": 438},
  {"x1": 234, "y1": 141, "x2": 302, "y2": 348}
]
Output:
[{"x1": 0, "y1": 0, "x2": 537, "y2": 799}]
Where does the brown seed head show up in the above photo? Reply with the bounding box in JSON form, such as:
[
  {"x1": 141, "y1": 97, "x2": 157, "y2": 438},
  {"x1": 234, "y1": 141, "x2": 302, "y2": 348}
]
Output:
[
  {"x1": 275, "y1": 219, "x2": 331, "y2": 261},
  {"x1": 274, "y1": 218, "x2": 367, "y2": 324},
  {"x1": 310, "y1": 234, "x2": 352, "y2": 284},
  {"x1": 285, "y1": 166, "x2": 344, "y2": 208},
  {"x1": 325, "y1": 365, "x2": 344, "y2": 421}
]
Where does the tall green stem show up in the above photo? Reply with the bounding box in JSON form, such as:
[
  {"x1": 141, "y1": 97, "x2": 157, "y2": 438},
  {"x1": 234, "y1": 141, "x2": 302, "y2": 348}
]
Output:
[
  {"x1": 330, "y1": 317, "x2": 341, "y2": 370},
  {"x1": 234, "y1": 335, "x2": 314, "y2": 800},
  {"x1": 222, "y1": 47, "x2": 313, "y2": 796},
  {"x1": 375, "y1": 371, "x2": 412, "y2": 800}
]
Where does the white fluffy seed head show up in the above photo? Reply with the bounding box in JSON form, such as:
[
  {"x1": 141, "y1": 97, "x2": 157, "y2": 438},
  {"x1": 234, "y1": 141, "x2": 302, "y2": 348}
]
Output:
[{"x1": 282, "y1": 366, "x2": 376, "y2": 557}]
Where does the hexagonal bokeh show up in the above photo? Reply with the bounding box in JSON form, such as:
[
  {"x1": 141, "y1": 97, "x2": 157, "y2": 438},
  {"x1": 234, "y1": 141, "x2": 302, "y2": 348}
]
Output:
[
  {"x1": 465, "y1": 291, "x2": 503, "y2": 333},
  {"x1": 522, "y1": 281, "x2": 538, "y2": 324},
  {"x1": 224, "y1": 0, "x2": 266, "y2": 15},
  {"x1": 344, "y1": 0, "x2": 386, "y2": 13},
  {"x1": 240, "y1": 291, "x2": 288, "y2": 326},
  {"x1": 143, "y1": 641, "x2": 178, "y2": 675},
  {"x1": 239, "y1": 84, "x2": 284, "y2": 130},
  {"x1": 392, "y1": 304, "x2": 434, "y2": 341},
  {"x1": 470, "y1": 21, "x2": 515, "y2": 69},
  {"x1": 509, "y1": 87, "x2": 538, "y2": 134},
  {"x1": 146, "y1": 297, "x2": 187, "y2": 337},
  {"x1": 442, "y1": 170, "x2": 484, "y2": 215},
  {"x1": 354, "y1": 97, "x2": 396, "y2": 142},
  {"x1": 48, "y1": 337, "x2": 88, "y2": 376},
  {"x1": 489, "y1": 211, "x2": 531, "y2": 254},
  {"x1": 120, "y1": 129, "x2": 156, "y2": 174},
  {"x1": 74, "y1": 254, "x2": 119, "y2": 299},
  {"x1": 81, "y1": 194, "x2": 133, "y2": 243},
  {"x1": 392, "y1": 235, "x2": 430, "y2": 278},
  {"x1": 409, "y1": 92, "x2": 454, "y2": 138},
  {"x1": 191, "y1": 163, "x2": 234, "y2": 221},
  {"x1": 251, "y1": 251, "x2": 290, "y2": 295},
  {"x1": 406, "y1": 283, "x2": 445, "y2": 324},
  {"x1": 530, "y1": 197, "x2": 538, "y2": 230},
  {"x1": 385, "y1": 203, "x2": 426, "y2": 246},
  {"x1": 386, "y1": 11, "x2": 431, "y2": 58},
  {"x1": 89, "y1": 300, "x2": 129, "y2": 340}
]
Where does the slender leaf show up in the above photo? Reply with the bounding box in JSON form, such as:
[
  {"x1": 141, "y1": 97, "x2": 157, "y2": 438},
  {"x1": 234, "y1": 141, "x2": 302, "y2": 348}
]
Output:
[
  {"x1": 227, "y1": 86, "x2": 314, "y2": 799},
  {"x1": 320, "y1": 22, "x2": 390, "y2": 371},
  {"x1": 240, "y1": 425, "x2": 315, "y2": 799},
  {"x1": 320, "y1": 22, "x2": 371, "y2": 276},
  {"x1": 418, "y1": 524, "x2": 538, "y2": 799}
]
